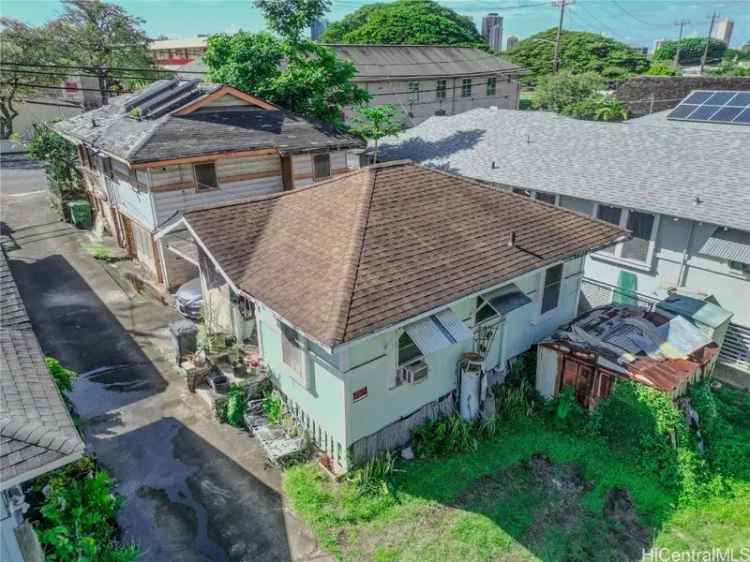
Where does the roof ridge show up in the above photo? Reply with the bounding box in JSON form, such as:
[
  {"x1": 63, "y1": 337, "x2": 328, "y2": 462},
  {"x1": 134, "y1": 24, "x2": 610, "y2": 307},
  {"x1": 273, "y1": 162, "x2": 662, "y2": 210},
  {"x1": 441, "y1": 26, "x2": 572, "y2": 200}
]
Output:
[{"x1": 329, "y1": 166, "x2": 380, "y2": 344}]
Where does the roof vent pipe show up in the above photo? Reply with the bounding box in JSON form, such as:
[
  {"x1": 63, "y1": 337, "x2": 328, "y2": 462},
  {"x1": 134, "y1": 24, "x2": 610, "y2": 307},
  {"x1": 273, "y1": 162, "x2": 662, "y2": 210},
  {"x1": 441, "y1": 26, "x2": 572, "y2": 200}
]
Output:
[
  {"x1": 491, "y1": 161, "x2": 497, "y2": 169},
  {"x1": 507, "y1": 230, "x2": 516, "y2": 248}
]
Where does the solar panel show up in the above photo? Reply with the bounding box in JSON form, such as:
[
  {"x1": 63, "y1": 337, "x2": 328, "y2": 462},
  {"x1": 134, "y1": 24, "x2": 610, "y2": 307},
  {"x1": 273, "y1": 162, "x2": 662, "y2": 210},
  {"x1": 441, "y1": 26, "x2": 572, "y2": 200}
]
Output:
[{"x1": 667, "y1": 90, "x2": 750, "y2": 126}]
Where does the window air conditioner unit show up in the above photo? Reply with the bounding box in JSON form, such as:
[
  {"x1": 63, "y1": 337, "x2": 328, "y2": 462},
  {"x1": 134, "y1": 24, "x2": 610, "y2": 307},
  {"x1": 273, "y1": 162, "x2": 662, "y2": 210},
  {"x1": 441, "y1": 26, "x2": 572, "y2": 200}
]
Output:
[{"x1": 403, "y1": 360, "x2": 428, "y2": 384}]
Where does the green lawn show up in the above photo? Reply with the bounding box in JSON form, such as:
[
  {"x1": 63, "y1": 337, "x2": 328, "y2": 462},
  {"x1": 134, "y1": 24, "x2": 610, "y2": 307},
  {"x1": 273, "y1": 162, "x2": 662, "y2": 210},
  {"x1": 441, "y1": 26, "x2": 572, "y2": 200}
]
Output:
[{"x1": 284, "y1": 385, "x2": 750, "y2": 562}]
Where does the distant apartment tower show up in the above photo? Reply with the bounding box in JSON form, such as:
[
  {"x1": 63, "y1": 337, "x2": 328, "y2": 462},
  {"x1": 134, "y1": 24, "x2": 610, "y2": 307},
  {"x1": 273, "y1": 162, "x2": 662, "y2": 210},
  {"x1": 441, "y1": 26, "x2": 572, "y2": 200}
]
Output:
[
  {"x1": 506, "y1": 35, "x2": 519, "y2": 51},
  {"x1": 710, "y1": 18, "x2": 734, "y2": 44},
  {"x1": 653, "y1": 39, "x2": 665, "y2": 53},
  {"x1": 311, "y1": 18, "x2": 329, "y2": 41},
  {"x1": 481, "y1": 13, "x2": 503, "y2": 52}
]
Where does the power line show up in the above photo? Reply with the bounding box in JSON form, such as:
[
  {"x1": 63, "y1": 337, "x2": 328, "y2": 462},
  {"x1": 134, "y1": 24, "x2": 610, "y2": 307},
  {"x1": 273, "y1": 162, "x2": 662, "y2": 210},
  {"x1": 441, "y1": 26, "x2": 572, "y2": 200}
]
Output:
[
  {"x1": 609, "y1": 1, "x2": 668, "y2": 28},
  {"x1": 0, "y1": 61, "x2": 206, "y2": 75}
]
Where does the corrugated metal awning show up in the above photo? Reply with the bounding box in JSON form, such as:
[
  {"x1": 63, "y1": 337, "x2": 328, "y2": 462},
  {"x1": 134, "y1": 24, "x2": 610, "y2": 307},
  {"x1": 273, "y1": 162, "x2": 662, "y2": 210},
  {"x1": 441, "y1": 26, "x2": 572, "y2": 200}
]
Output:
[
  {"x1": 699, "y1": 228, "x2": 750, "y2": 265},
  {"x1": 405, "y1": 308, "x2": 472, "y2": 355}
]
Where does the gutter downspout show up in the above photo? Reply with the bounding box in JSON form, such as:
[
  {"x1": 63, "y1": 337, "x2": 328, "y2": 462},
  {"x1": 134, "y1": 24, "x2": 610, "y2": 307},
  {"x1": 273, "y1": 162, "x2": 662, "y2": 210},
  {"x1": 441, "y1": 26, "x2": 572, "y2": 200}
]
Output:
[{"x1": 677, "y1": 221, "x2": 697, "y2": 288}]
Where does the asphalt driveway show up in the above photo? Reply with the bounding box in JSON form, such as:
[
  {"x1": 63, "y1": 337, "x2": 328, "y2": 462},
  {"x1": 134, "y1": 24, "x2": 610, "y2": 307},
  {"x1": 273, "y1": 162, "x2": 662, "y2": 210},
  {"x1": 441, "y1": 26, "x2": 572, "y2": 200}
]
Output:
[{"x1": 1, "y1": 183, "x2": 327, "y2": 561}]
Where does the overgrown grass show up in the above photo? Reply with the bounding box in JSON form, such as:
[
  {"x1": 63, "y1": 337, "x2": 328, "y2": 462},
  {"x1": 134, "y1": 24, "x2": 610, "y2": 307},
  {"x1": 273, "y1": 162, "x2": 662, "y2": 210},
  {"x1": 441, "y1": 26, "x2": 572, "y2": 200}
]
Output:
[
  {"x1": 284, "y1": 383, "x2": 750, "y2": 561},
  {"x1": 82, "y1": 242, "x2": 114, "y2": 261}
]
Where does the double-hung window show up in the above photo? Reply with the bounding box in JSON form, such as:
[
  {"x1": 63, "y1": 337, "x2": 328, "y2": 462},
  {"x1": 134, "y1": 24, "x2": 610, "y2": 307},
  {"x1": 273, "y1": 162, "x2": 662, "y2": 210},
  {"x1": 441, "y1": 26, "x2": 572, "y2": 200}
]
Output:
[
  {"x1": 194, "y1": 162, "x2": 218, "y2": 192},
  {"x1": 280, "y1": 321, "x2": 303, "y2": 375},
  {"x1": 486, "y1": 77, "x2": 496, "y2": 97},
  {"x1": 461, "y1": 78, "x2": 472, "y2": 98},
  {"x1": 594, "y1": 203, "x2": 658, "y2": 267},
  {"x1": 436, "y1": 79, "x2": 447, "y2": 100},
  {"x1": 408, "y1": 81, "x2": 419, "y2": 103},
  {"x1": 541, "y1": 264, "x2": 563, "y2": 315}
]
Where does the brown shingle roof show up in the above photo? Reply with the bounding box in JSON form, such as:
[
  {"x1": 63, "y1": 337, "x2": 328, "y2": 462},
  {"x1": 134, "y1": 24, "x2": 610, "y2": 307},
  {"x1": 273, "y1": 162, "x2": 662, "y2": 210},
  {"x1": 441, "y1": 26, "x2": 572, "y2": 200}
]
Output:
[{"x1": 183, "y1": 161, "x2": 626, "y2": 347}]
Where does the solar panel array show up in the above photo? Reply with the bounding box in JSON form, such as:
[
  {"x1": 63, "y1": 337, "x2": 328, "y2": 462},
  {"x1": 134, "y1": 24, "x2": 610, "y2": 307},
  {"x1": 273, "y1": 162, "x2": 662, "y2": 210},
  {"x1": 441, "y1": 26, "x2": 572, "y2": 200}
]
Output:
[{"x1": 667, "y1": 90, "x2": 750, "y2": 126}]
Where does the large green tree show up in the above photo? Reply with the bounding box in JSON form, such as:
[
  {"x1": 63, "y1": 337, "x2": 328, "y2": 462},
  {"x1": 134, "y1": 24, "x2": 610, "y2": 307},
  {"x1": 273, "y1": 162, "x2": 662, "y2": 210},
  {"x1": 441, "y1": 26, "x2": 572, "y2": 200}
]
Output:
[
  {"x1": 506, "y1": 28, "x2": 650, "y2": 83},
  {"x1": 321, "y1": 0, "x2": 481, "y2": 45},
  {"x1": 653, "y1": 37, "x2": 727, "y2": 66},
  {"x1": 204, "y1": 32, "x2": 369, "y2": 124},
  {"x1": 254, "y1": 0, "x2": 331, "y2": 43},
  {"x1": 0, "y1": 20, "x2": 58, "y2": 139},
  {"x1": 48, "y1": 0, "x2": 154, "y2": 104}
]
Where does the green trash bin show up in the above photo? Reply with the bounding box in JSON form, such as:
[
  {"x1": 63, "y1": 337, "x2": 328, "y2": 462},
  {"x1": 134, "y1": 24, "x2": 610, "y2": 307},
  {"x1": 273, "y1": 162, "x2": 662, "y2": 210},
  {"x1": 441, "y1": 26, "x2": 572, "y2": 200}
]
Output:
[{"x1": 67, "y1": 199, "x2": 92, "y2": 229}]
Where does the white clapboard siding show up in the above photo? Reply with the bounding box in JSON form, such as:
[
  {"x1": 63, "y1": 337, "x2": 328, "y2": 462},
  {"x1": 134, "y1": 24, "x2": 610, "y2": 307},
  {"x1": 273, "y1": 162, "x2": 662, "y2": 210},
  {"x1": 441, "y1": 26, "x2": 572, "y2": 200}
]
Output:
[
  {"x1": 152, "y1": 155, "x2": 283, "y2": 225},
  {"x1": 113, "y1": 178, "x2": 155, "y2": 230}
]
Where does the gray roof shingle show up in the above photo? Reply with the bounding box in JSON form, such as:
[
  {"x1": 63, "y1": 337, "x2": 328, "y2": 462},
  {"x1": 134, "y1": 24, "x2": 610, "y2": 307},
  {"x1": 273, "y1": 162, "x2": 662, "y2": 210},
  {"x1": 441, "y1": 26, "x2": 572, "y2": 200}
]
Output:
[
  {"x1": 54, "y1": 81, "x2": 364, "y2": 164},
  {"x1": 0, "y1": 249, "x2": 84, "y2": 489},
  {"x1": 379, "y1": 108, "x2": 750, "y2": 232}
]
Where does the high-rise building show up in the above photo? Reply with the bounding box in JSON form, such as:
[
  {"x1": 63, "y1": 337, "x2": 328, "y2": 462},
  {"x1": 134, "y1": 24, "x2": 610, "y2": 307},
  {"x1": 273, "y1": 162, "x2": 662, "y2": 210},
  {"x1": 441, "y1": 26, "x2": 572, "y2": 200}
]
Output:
[
  {"x1": 711, "y1": 18, "x2": 734, "y2": 44},
  {"x1": 653, "y1": 39, "x2": 665, "y2": 53},
  {"x1": 482, "y1": 13, "x2": 503, "y2": 51},
  {"x1": 310, "y1": 18, "x2": 329, "y2": 42},
  {"x1": 506, "y1": 35, "x2": 519, "y2": 51}
]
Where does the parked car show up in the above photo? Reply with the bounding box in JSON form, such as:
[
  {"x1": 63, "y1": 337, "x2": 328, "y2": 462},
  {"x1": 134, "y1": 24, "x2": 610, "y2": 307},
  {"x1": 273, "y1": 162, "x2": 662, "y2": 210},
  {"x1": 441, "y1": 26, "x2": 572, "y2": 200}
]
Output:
[{"x1": 175, "y1": 277, "x2": 203, "y2": 320}]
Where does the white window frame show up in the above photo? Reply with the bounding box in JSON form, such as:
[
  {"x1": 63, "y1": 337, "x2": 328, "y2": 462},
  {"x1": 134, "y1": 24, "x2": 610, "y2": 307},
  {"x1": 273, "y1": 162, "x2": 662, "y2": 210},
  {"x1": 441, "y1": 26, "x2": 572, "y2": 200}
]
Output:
[
  {"x1": 392, "y1": 331, "x2": 426, "y2": 389},
  {"x1": 591, "y1": 202, "x2": 660, "y2": 271},
  {"x1": 538, "y1": 263, "x2": 564, "y2": 317},
  {"x1": 461, "y1": 78, "x2": 472, "y2": 98},
  {"x1": 486, "y1": 76, "x2": 497, "y2": 97}
]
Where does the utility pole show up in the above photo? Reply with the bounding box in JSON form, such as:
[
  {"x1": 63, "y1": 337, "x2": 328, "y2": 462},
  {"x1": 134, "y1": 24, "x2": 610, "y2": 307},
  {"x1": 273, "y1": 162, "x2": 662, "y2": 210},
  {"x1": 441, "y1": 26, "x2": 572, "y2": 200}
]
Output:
[
  {"x1": 673, "y1": 20, "x2": 689, "y2": 67},
  {"x1": 552, "y1": 0, "x2": 572, "y2": 73},
  {"x1": 700, "y1": 12, "x2": 717, "y2": 75}
]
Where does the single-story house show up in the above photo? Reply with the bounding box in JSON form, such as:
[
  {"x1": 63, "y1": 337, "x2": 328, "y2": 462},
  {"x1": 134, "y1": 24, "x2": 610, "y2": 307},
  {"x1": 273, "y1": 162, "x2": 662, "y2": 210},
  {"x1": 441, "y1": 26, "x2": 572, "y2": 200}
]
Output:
[
  {"x1": 1, "y1": 248, "x2": 85, "y2": 562},
  {"x1": 536, "y1": 304, "x2": 723, "y2": 409},
  {"x1": 157, "y1": 160, "x2": 626, "y2": 471},
  {"x1": 379, "y1": 92, "x2": 750, "y2": 376},
  {"x1": 54, "y1": 79, "x2": 365, "y2": 289}
]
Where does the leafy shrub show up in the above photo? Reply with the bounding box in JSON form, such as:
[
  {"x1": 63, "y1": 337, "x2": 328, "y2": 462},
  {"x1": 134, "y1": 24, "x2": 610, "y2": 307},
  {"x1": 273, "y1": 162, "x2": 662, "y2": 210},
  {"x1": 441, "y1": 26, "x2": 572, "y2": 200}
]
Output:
[
  {"x1": 45, "y1": 356, "x2": 77, "y2": 394},
  {"x1": 411, "y1": 415, "x2": 479, "y2": 458},
  {"x1": 220, "y1": 383, "x2": 247, "y2": 427},
  {"x1": 262, "y1": 391, "x2": 284, "y2": 425},
  {"x1": 706, "y1": 63, "x2": 750, "y2": 77},
  {"x1": 34, "y1": 457, "x2": 138, "y2": 562},
  {"x1": 493, "y1": 379, "x2": 537, "y2": 420},
  {"x1": 562, "y1": 95, "x2": 629, "y2": 122},
  {"x1": 534, "y1": 71, "x2": 604, "y2": 113},
  {"x1": 347, "y1": 451, "x2": 400, "y2": 496},
  {"x1": 645, "y1": 62, "x2": 681, "y2": 76},
  {"x1": 546, "y1": 384, "x2": 585, "y2": 432}
]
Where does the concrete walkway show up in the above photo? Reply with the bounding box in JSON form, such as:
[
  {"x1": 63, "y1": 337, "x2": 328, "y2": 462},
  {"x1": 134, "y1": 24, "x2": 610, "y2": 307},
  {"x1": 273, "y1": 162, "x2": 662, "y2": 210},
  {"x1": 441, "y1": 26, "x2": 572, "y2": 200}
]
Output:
[{"x1": 1, "y1": 188, "x2": 330, "y2": 562}]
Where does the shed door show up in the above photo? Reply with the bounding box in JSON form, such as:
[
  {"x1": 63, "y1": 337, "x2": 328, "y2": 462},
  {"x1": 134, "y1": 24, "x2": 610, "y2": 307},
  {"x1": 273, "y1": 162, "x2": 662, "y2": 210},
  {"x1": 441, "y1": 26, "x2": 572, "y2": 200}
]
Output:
[{"x1": 559, "y1": 357, "x2": 595, "y2": 407}]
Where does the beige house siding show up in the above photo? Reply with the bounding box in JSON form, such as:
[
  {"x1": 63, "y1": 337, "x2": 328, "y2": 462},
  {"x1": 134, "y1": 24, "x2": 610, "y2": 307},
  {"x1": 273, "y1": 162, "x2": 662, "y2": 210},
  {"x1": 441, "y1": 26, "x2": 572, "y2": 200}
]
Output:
[
  {"x1": 345, "y1": 74, "x2": 520, "y2": 127},
  {"x1": 150, "y1": 154, "x2": 284, "y2": 224},
  {"x1": 291, "y1": 150, "x2": 348, "y2": 188}
]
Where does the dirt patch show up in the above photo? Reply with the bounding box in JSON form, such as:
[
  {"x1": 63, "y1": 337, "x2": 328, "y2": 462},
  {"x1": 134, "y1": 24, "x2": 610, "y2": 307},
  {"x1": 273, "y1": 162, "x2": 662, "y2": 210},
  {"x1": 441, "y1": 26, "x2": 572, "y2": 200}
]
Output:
[{"x1": 453, "y1": 453, "x2": 652, "y2": 562}]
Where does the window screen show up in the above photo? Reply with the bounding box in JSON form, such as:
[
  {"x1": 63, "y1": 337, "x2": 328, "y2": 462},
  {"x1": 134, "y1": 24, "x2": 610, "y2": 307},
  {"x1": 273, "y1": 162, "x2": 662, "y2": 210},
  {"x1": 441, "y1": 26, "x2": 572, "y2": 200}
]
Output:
[
  {"x1": 281, "y1": 322, "x2": 303, "y2": 374},
  {"x1": 541, "y1": 264, "x2": 563, "y2": 314},
  {"x1": 194, "y1": 163, "x2": 218, "y2": 191},
  {"x1": 408, "y1": 81, "x2": 419, "y2": 102},
  {"x1": 596, "y1": 205, "x2": 622, "y2": 254},
  {"x1": 621, "y1": 211, "x2": 655, "y2": 262},
  {"x1": 461, "y1": 78, "x2": 472, "y2": 97},
  {"x1": 313, "y1": 154, "x2": 331, "y2": 180}
]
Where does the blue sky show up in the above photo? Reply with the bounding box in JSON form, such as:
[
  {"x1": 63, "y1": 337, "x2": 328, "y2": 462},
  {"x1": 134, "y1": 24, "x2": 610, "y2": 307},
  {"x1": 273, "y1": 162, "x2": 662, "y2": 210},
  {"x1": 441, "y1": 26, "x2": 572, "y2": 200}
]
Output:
[{"x1": 2, "y1": 0, "x2": 748, "y2": 48}]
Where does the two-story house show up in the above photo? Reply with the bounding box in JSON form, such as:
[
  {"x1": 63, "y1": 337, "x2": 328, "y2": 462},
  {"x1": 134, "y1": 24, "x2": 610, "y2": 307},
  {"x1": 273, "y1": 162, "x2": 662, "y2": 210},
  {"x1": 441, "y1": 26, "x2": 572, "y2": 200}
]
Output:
[
  {"x1": 327, "y1": 44, "x2": 525, "y2": 126},
  {"x1": 379, "y1": 92, "x2": 750, "y2": 376},
  {"x1": 54, "y1": 79, "x2": 365, "y2": 289},
  {"x1": 166, "y1": 43, "x2": 526, "y2": 128},
  {"x1": 156, "y1": 161, "x2": 625, "y2": 471}
]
